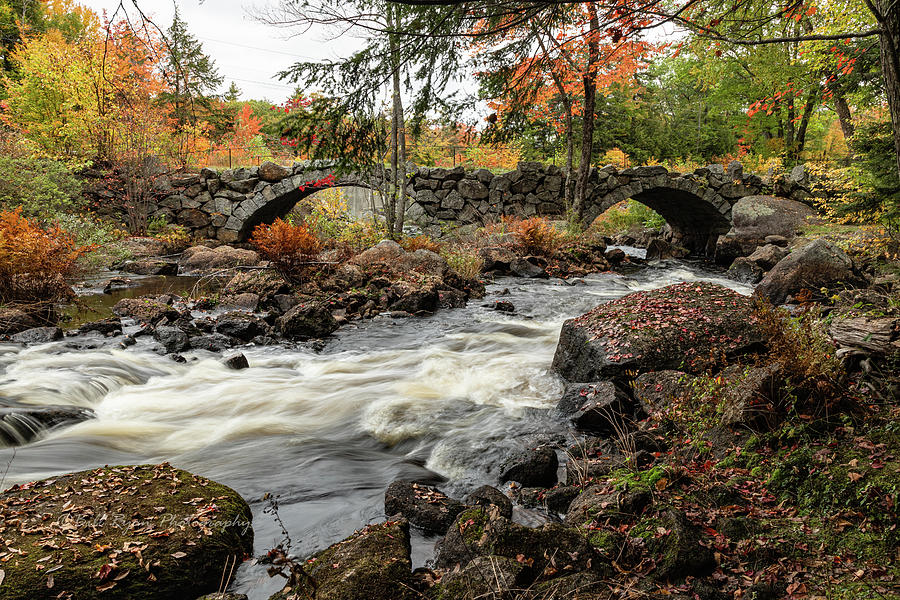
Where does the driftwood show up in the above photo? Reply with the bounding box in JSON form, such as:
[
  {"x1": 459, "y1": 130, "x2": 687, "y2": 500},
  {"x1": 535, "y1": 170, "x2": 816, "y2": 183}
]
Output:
[{"x1": 829, "y1": 316, "x2": 899, "y2": 354}]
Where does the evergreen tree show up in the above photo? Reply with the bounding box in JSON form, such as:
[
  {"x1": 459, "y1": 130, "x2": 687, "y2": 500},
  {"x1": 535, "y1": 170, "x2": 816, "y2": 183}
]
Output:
[
  {"x1": 163, "y1": 7, "x2": 223, "y2": 127},
  {"x1": 224, "y1": 81, "x2": 241, "y2": 102}
]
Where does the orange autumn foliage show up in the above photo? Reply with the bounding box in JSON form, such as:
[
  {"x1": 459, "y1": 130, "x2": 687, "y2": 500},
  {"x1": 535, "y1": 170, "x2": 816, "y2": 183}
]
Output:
[
  {"x1": 507, "y1": 216, "x2": 563, "y2": 256},
  {"x1": 251, "y1": 218, "x2": 324, "y2": 284},
  {"x1": 0, "y1": 209, "x2": 95, "y2": 304},
  {"x1": 400, "y1": 235, "x2": 443, "y2": 253}
]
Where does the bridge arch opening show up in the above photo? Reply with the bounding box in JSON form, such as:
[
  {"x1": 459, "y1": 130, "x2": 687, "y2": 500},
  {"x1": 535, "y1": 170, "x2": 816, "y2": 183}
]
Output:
[
  {"x1": 590, "y1": 185, "x2": 732, "y2": 255},
  {"x1": 238, "y1": 182, "x2": 381, "y2": 239}
]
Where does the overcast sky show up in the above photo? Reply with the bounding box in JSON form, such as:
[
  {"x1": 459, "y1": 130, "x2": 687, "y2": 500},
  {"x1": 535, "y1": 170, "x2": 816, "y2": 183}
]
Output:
[{"x1": 78, "y1": 0, "x2": 351, "y2": 103}]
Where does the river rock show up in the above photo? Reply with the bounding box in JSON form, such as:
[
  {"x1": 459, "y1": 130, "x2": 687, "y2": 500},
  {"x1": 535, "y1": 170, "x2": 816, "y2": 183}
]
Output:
[
  {"x1": 463, "y1": 485, "x2": 513, "y2": 519},
  {"x1": 269, "y1": 520, "x2": 415, "y2": 600},
  {"x1": 727, "y1": 256, "x2": 764, "y2": 284},
  {"x1": 636, "y1": 509, "x2": 716, "y2": 581},
  {"x1": 0, "y1": 405, "x2": 95, "y2": 446},
  {"x1": 113, "y1": 296, "x2": 181, "y2": 324},
  {"x1": 435, "y1": 507, "x2": 596, "y2": 578},
  {"x1": 718, "y1": 362, "x2": 784, "y2": 429},
  {"x1": 519, "y1": 485, "x2": 581, "y2": 514},
  {"x1": 0, "y1": 307, "x2": 41, "y2": 335},
  {"x1": 552, "y1": 282, "x2": 765, "y2": 380},
  {"x1": 555, "y1": 381, "x2": 633, "y2": 435},
  {"x1": 10, "y1": 326, "x2": 63, "y2": 344},
  {"x1": 480, "y1": 246, "x2": 517, "y2": 273},
  {"x1": 78, "y1": 317, "x2": 123, "y2": 336},
  {"x1": 754, "y1": 238, "x2": 866, "y2": 305},
  {"x1": 510, "y1": 257, "x2": 546, "y2": 278},
  {"x1": 276, "y1": 302, "x2": 339, "y2": 339},
  {"x1": 715, "y1": 196, "x2": 817, "y2": 264},
  {"x1": 605, "y1": 248, "x2": 626, "y2": 264},
  {"x1": 154, "y1": 325, "x2": 190, "y2": 353},
  {"x1": 191, "y1": 333, "x2": 237, "y2": 352},
  {"x1": 223, "y1": 353, "x2": 250, "y2": 370},
  {"x1": 0, "y1": 463, "x2": 253, "y2": 600},
  {"x1": 119, "y1": 259, "x2": 179, "y2": 276},
  {"x1": 494, "y1": 300, "x2": 515, "y2": 312},
  {"x1": 179, "y1": 246, "x2": 260, "y2": 274},
  {"x1": 384, "y1": 480, "x2": 466, "y2": 535},
  {"x1": 746, "y1": 244, "x2": 789, "y2": 271},
  {"x1": 499, "y1": 446, "x2": 558, "y2": 487},
  {"x1": 215, "y1": 313, "x2": 268, "y2": 341}
]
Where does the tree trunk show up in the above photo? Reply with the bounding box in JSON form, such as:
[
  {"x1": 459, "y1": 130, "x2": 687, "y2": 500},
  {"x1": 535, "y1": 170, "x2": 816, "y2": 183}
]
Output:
[
  {"x1": 536, "y1": 31, "x2": 575, "y2": 212},
  {"x1": 830, "y1": 90, "x2": 854, "y2": 139},
  {"x1": 794, "y1": 89, "x2": 817, "y2": 156},
  {"x1": 573, "y1": 1, "x2": 600, "y2": 221},
  {"x1": 784, "y1": 101, "x2": 796, "y2": 161},
  {"x1": 392, "y1": 8, "x2": 408, "y2": 237},
  {"x1": 873, "y1": 0, "x2": 900, "y2": 180},
  {"x1": 387, "y1": 6, "x2": 399, "y2": 235}
]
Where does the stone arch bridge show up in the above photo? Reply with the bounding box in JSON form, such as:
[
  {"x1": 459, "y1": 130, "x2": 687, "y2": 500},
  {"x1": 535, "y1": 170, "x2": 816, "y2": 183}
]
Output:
[{"x1": 152, "y1": 159, "x2": 809, "y2": 253}]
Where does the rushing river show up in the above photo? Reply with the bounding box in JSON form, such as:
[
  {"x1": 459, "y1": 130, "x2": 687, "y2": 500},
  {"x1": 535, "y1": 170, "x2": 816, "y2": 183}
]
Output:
[{"x1": 0, "y1": 260, "x2": 751, "y2": 599}]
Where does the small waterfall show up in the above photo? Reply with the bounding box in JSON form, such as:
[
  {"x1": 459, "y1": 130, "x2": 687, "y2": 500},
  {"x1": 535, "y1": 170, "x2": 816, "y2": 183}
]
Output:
[{"x1": 0, "y1": 406, "x2": 96, "y2": 448}]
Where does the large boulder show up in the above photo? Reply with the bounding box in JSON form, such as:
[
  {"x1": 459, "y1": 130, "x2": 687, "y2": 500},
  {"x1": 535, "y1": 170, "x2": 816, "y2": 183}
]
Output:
[
  {"x1": 113, "y1": 296, "x2": 181, "y2": 324},
  {"x1": 633, "y1": 510, "x2": 716, "y2": 582},
  {"x1": 754, "y1": 238, "x2": 866, "y2": 305},
  {"x1": 715, "y1": 195, "x2": 817, "y2": 264},
  {"x1": 10, "y1": 326, "x2": 63, "y2": 344},
  {"x1": 565, "y1": 484, "x2": 652, "y2": 527},
  {"x1": 0, "y1": 463, "x2": 253, "y2": 600},
  {"x1": 0, "y1": 307, "x2": 41, "y2": 335},
  {"x1": 276, "y1": 302, "x2": 339, "y2": 339},
  {"x1": 552, "y1": 282, "x2": 765, "y2": 380},
  {"x1": 269, "y1": 520, "x2": 415, "y2": 600},
  {"x1": 179, "y1": 246, "x2": 260, "y2": 274},
  {"x1": 383, "y1": 480, "x2": 465, "y2": 535}
]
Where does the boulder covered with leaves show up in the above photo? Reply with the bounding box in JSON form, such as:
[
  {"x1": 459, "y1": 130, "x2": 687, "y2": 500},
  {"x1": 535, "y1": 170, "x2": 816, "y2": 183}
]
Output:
[
  {"x1": 268, "y1": 520, "x2": 416, "y2": 600},
  {"x1": 552, "y1": 282, "x2": 766, "y2": 381},
  {"x1": 0, "y1": 463, "x2": 253, "y2": 600}
]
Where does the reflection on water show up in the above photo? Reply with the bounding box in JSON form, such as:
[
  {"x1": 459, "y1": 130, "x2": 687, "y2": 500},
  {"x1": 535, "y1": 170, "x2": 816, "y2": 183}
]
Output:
[{"x1": 0, "y1": 259, "x2": 749, "y2": 599}]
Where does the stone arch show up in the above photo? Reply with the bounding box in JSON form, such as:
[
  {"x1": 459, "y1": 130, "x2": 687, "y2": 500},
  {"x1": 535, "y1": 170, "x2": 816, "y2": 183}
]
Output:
[
  {"x1": 236, "y1": 179, "x2": 377, "y2": 239},
  {"x1": 585, "y1": 173, "x2": 733, "y2": 254}
]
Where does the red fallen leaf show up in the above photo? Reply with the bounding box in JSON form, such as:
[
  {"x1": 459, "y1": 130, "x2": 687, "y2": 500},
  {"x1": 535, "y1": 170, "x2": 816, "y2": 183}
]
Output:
[{"x1": 96, "y1": 564, "x2": 115, "y2": 581}]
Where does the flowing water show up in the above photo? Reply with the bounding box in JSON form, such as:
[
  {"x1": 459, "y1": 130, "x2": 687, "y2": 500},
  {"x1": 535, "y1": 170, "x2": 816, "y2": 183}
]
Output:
[{"x1": 0, "y1": 259, "x2": 751, "y2": 599}]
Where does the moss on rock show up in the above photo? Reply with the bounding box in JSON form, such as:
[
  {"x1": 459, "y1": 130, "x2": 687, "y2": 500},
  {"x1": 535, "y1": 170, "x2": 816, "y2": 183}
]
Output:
[{"x1": 0, "y1": 463, "x2": 253, "y2": 600}]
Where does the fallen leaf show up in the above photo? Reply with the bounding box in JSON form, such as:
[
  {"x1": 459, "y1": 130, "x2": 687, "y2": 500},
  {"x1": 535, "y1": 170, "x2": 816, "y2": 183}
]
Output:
[
  {"x1": 96, "y1": 581, "x2": 117, "y2": 592},
  {"x1": 170, "y1": 552, "x2": 187, "y2": 559},
  {"x1": 848, "y1": 472, "x2": 863, "y2": 482}
]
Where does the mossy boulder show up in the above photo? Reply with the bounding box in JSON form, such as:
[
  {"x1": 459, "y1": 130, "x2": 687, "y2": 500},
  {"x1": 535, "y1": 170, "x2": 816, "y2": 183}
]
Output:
[
  {"x1": 632, "y1": 510, "x2": 716, "y2": 582},
  {"x1": 384, "y1": 481, "x2": 466, "y2": 535},
  {"x1": 435, "y1": 507, "x2": 597, "y2": 582},
  {"x1": 565, "y1": 485, "x2": 651, "y2": 527},
  {"x1": 0, "y1": 463, "x2": 253, "y2": 600},
  {"x1": 552, "y1": 282, "x2": 765, "y2": 380},
  {"x1": 428, "y1": 555, "x2": 527, "y2": 600},
  {"x1": 270, "y1": 520, "x2": 415, "y2": 600},
  {"x1": 462, "y1": 485, "x2": 512, "y2": 519}
]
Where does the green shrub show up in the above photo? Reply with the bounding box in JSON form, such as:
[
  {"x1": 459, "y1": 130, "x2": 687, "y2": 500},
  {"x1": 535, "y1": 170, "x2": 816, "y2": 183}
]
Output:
[{"x1": 0, "y1": 156, "x2": 82, "y2": 219}]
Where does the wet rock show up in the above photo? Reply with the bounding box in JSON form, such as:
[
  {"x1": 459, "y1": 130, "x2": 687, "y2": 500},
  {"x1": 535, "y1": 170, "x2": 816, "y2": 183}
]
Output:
[
  {"x1": 215, "y1": 313, "x2": 268, "y2": 341},
  {"x1": 646, "y1": 238, "x2": 674, "y2": 261},
  {"x1": 436, "y1": 507, "x2": 596, "y2": 578},
  {"x1": 224, "y1": 271, "x2": 289, "y2": 300},
  {"x1": 754, "y1": 238, "x2": 866, "y2": 305},
  {"x1": 605, "y1": 248, "x2": 626, "y2": 264},
  {"x1": 552, "y1": 282, "x2": 765, "y2": 380},
  {"x1": 437, "y1": 289, "x2": 467, "y2": 309},
  {"x1": 520, "y1": 485, "x2": 581, "y2": 514},
  {"x1": 269, "y1": 520, "x2": 415, "y2": 600},
  {"x1": 219, "y1": 292, "x2": 260, "y2": 312},
  {"x1": 196, "y1": 594, "x2": 248, "y2": 600},
  {"x1": 113, "y1": 296, "x2": 180, "y2": 324},
  {"x1": 510, "y1": 257, "x2": 546, "y2": 278},
  {"x1": 384, "y1": 480, "x2": 466, "y2": 535},
  {"x1": 0, "y1": 463, "x2": 253, "y2": 600},
  {"x1": 718, "y1": 363, "x2": 784, "y2": 429},
  {"x1": 179, "y1": 246, "x2": 260, "y2": 274},
  {"x1": 276, "y1": 302, "x2": 339, "y2": 339},
  {"x1": 727, "y1": 256, "x2": 764, "y2": 284},
  {"x1": 10, "y1": 326, "x2": 63, "y2": 344},
  {"x1": 273, "y1": 294, "x2": 299, "y2": 314},
  {"x1": 494, "y1": 300, "x2": 515, "y2": 312},
  {"x1": 154, "y1": 325, "x2": 190, "y2": 353},
  {"x1": 78, "y1": 317, "x2": 123, "y2": 336},
  {"x1": 555, "y1": 381, "x2": 633, "y2": 435},
  {"x1": 764, "y1": 235, "x2": 789, "y2": 247},
  {"x1": 0, "y1": 405, "x2": 95, "y2": 446},
  {"x1": 119, "y1": 259, "x2": 178, "y2": 276},
  {"x1": 102, "y1": 278, "x2": 135, "y2": 293},
  {"x1": 463, "y1": 485, "x2": 513, "y2": 519},
  {"x1": 565, "y1": 485, "x2": 651, "y2": 527},
  {"x1": 499, "y1": 446, "x2": 558, "y2": 487},
  {"x1": 479, "y1": 246, "x2": 517, "y2": 273},
  {"x1": 389, "y1": 286, "x2": 439, "y2": 314},
  {"x1": 223, "y1": 353, "x2": 250, "y2": 370},
  {"x1": 190, "y1": 333, "x2": 237, "y2": 352}
]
